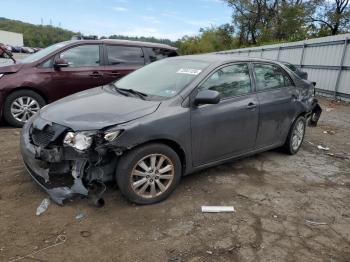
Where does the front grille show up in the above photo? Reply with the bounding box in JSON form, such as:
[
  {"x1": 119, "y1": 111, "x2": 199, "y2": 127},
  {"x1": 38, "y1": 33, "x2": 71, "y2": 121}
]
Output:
[
  {"x1": 31, "y1": 128, "x2": 55, "y2": 147},
  {"x1": 30, "y1": 120, "x2": 69, "y2": 148}
]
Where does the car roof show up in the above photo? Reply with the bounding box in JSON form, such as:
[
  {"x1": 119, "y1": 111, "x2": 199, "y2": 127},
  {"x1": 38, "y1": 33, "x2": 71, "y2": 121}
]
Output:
[
  {"x1": 170, "y1": 53, "x2": 280, "y2": 64},
  {"x1": 63, "y1": 39, "x2": 177, "y2": 50}
]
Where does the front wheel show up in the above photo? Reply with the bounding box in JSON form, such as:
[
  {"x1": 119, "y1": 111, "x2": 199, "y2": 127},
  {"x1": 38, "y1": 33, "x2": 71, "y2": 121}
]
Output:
[
  {"x1": 4, "y1": 90, "x2": 46, "y2": 127},
  {"x1": 116, "y1": 143, "x2": 182, "y2": 204},
  {"x1": 282, "y1": 116, "x2": 306, "y2": 155}
]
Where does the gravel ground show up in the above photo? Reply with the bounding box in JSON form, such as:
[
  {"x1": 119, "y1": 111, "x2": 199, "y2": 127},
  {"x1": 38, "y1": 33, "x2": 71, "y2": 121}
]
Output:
[{"x1": 0, "y1": 96, "x2": 349, "y2": 262}]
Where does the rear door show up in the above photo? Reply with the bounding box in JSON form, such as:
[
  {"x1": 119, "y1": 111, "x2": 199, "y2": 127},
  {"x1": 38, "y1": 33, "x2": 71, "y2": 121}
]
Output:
[
  {"x1": 48, "y1": 44, "x2": 103, "y2": 100},
  {"x1": 100, "y1": 45, "x2": 145, "y2": 85},
  {"x1": 252, "y1": 63, "x2": 297, "y2": 148},
  {"x1": 143, "y1": 47, "x2": 178, "y2": 64},
  {"x1": 191, "y1": 63, "x2": 259, "y2": 166}
]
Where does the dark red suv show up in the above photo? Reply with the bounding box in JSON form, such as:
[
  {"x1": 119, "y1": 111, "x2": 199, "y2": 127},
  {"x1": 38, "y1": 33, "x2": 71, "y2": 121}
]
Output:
[{"x1": 0, "y1": 39, "x2": 178, "y2": 127}]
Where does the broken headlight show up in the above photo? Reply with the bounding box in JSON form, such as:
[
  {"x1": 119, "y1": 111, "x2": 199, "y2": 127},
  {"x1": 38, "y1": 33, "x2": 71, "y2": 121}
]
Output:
[{"x1": 63, "y1": 131, "x2": 94, "y2": 151}]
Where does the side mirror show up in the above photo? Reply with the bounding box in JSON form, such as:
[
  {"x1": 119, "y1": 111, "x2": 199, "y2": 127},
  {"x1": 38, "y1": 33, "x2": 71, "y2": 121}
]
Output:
[
  {"x1": 54, "y1": 58, "x2": 69, "y2": 69},
  {"x1": 298, "y1": 71, "x2": 308, "y2": 80},
  {"x1": 194, "y1": 90, "x2": 221, "y2": 106}
]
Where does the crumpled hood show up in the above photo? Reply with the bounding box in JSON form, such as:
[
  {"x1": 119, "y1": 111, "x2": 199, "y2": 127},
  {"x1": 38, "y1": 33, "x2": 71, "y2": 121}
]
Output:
[
  {"x1": 0, "y1": 63, "x2": 23, "y2": 73},
  {"x1": 40, "y1": 86, "x2": 161, "y2": 130}
]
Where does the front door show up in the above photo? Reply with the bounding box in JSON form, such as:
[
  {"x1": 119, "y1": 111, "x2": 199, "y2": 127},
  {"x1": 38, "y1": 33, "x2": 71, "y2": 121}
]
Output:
[
  {"x1": 191, "y1": 63, "x2": 259, "y2": 166},
  {"x1": 48, "y1": 44, "x2": 103, "y2": 101},
  {"x1": 252, "y1": 63, "x2": 297, "y2": 148}
]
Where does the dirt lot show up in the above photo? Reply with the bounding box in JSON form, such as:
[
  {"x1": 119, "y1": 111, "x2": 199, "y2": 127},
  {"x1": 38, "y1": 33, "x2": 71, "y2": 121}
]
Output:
[{"x1": 0, "y1": 96, "x2": 349, "y2": 262}]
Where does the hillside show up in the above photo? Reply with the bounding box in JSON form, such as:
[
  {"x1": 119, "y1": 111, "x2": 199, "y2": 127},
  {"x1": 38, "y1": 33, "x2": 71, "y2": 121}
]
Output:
[
  {"x1": 0, "y1": 18, "x2": 176, "y2": 48},
  {"x1": 0, "y1": 18, "x2": 77, "y2": 47}
]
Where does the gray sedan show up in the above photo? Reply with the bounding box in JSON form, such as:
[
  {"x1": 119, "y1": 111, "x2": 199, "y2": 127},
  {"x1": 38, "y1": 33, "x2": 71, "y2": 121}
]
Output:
[{"x1": 20, "y1": 54, "x2": 321, "y2": 206}]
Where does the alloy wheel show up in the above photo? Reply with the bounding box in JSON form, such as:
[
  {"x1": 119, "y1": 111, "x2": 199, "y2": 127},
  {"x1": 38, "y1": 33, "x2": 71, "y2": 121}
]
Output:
[
  {"x1": 10, "y1": 96, "x2": 40, "y2": 123},
  {"x1": 130, "y1": 154, "x2": 175, "y2": 199},
  {"x1": 291, "y1": 120, "x2": 305, "y2": 151}
]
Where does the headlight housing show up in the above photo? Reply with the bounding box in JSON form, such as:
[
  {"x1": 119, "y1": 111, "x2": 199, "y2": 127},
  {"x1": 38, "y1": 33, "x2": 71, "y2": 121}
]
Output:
[
  {"x1": 63, "y1": 131, "x2": 93, "y2": 151},
  {"x1": 0, "y1": 73, "x2": 4, "y2": 79}
]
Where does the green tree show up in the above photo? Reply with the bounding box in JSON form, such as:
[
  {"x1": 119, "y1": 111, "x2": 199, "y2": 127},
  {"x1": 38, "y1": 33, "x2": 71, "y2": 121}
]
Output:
[{"x1": 310, "y1": 0, "x2": 350, "y2": 35}]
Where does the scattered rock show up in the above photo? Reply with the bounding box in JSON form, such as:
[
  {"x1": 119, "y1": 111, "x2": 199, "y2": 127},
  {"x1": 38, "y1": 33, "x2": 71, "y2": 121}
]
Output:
[{"x1": 80, "y1": 230, "x2": 91, "y2": 238}]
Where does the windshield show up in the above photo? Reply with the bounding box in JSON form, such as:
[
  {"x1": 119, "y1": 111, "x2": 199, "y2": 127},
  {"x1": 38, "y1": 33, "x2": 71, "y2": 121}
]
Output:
[
  {"x1": 114, "y1": 58, "x2": 210, "y2": 98},
  {"x1": 19, "y1": 42, "x2": 70, "y2": 64}
]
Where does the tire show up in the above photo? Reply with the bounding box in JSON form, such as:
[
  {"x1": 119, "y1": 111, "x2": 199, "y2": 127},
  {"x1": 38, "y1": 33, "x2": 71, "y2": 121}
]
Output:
[
  {"x1": 4, "y1": 90, "x2": 46, "y2": 127},
  {"x1": 282, "y1": 116, "x2": 306, "y2": 155},
  {"x1": 116, "y1": 143, "x2": 182, "y2": 205}
]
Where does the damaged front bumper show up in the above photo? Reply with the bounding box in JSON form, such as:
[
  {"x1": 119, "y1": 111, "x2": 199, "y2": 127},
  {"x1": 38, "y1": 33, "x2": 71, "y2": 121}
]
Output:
[{"x1": 20, "y1": 117, "x2": 114, "y2": 205}]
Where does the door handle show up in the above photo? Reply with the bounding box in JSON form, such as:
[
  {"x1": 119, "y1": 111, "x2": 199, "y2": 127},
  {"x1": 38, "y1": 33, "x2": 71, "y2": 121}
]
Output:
[
  {"x1": 246, "y1": 102, "x2": 257, "y2": 110},
  {"x1": 107, "y1": 72, "x2": 122, "y2": 76},
  {"x1": 89, "y1": 72, "x2": 103, "y2": 77}
]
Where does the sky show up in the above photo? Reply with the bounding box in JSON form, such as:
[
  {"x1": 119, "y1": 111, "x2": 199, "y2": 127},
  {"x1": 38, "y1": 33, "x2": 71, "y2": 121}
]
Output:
[{"x1": 2, "y1": 0, "x2": 233, "y2": 40}]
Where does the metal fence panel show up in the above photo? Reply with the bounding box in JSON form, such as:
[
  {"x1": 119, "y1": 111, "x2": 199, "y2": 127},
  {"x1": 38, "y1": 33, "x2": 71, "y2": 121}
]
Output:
[
  {"x1": 220, "y1": 34, "x2": 350, "y2": 100},
  {"x1": 279, "y1": 48, "x2": 302, "y2": 64},
  {"x1": 304, "y1": 45, "x2": 343, "y2": 66},
  {"x1": 343, "y1": 44, "x2": 350, "y2": 67},
  {"x1": 338, "y1": 71, "x2": 350, "y2": 94}
]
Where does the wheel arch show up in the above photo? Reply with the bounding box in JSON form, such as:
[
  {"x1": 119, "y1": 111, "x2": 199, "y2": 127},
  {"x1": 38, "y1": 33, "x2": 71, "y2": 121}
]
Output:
[
  {"x1": 5, "y1": 87, "x2": 48, "y2": 104},
  {"x1": 127, "y1": 138, "x2": 187, "y2": 174}
]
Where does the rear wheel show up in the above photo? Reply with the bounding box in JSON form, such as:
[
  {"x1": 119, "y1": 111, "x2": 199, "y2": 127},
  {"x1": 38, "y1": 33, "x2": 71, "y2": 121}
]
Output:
[
  {"x1": 116, "y1": 143, "x2": 182, "y2": 204},
  {"x1": 282, "y1": 116, "x2": 306, "y2": 155},
  {"x1": 4, "y1": 90, "x2": 45, "y2": 127}
]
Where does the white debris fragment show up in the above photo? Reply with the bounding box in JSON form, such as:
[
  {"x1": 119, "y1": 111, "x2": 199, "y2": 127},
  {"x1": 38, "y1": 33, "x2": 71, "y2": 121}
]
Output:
[
  {"x1": 305, "y1": 140, "x2": 315, "y2": 146},
  {"x1": 325, "y1": 108, "x2": 334, "y2": 112},
  {"x1": 206, "y1": 250, "x2": 213, "y2": 255},
  {"x1": 36, "y1": 198, "x2": 50, "y2": 216},
  {"x1": 75, "y1": 212, "x2": 86, "y2": 221},
  {"x1": 305, "y1": 219, "x2": 327, "y2": 225},
  {"x1": 201, "y1": 206, "x2": 235, "y2": 213},
  {"x1": 317, "y1": 145, "x2": 330, "y2": 151},
  {"x1": 323, "y1": 130, "x2": 335, "y2": 135}
]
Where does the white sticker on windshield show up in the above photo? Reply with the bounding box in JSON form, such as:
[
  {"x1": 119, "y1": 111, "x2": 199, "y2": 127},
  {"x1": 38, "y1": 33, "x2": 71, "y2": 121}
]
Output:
[{"x1": 176, "y1": 68, "x2": 202, "y2": 75}]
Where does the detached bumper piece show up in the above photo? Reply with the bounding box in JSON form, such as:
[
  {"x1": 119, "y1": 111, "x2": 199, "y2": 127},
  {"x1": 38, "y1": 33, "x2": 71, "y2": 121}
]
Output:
[
  {"x1": 308, "y1": 99, "x2": 322, "y2": 127},
  {"x1": 20, "y1": 117, "x2": 114, "y2": 206}
]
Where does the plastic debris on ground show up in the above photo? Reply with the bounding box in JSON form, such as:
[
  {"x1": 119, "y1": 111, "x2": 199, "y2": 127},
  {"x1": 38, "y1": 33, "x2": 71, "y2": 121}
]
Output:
[
  {"x1": 323, "y1": 130, "x2": 335, "y2": 135},
  {"x1": 201, "y1": 206, "x2": 235, "y2": 213},
  {"x1": 75, "y1": 212, "x2": 86, "y2": 221},
  {"x1": 317, "y1": 145, "x2": 330, "y2": 151},
  {"x1": 305, "y1": 219, "x2": 328, "y2": 225},
  {"x1": 36, "y1": 198, "x2": 50, "y2": 216}
]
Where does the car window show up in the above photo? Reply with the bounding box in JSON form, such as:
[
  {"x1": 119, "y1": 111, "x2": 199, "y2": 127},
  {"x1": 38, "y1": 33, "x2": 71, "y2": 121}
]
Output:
[
  {"x1": 285, "y1": 63, "x2": 297, "y2": 72},
  {"x1": 106, "y1": 45, "x2": 144, "y2": 65},
  {"x1": 199, "y1": 63, "x2": 251, "y2": 98},
  {"x1": 146, "y1": 47, "x2": 178, "y2": 62},
  {"x1": 39, "y1": 58, "x2": 52, "y2": 68},
  {"x1": 254, "y1": 63, "x2": 293, "y2": 91},
  {"x1": 59, "y1": 45, "x2": 100, "y2": 67}
]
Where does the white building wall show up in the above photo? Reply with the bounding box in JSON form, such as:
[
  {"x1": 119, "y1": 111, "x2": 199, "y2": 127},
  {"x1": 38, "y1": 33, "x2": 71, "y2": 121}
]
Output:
[{"x1": 0, "y1": 30, "x2": 24, "y2": 46}]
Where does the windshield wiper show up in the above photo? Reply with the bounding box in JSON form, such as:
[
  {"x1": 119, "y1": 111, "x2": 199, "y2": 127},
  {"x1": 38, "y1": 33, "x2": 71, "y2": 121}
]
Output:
[
  {"x1": 113, "y1": 86, "x2": 131, "y2": 97},
  {"x1": 114, "y1": 86, "x2": 148, "y2": 100}
]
